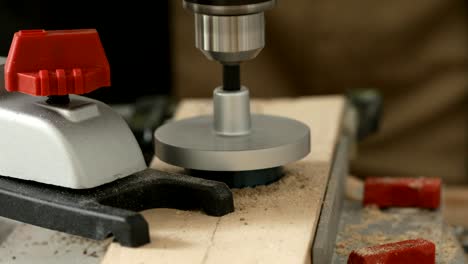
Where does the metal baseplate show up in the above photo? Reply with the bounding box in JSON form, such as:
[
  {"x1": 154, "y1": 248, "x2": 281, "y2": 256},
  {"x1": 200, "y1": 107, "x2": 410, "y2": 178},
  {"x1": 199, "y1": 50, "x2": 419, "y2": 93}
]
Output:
[{"x1": 0, "y1": 169, "x2": 234, "y2": 248}]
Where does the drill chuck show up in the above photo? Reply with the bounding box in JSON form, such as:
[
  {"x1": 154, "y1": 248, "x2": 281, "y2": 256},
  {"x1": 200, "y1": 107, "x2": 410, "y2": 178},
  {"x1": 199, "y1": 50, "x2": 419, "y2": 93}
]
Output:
[
  {"x1": 183, "y1": 0, "x2": 276, "y2": 64},
  {"x1": 183, "y1": 0, "x2": 276, "y2": 15}
]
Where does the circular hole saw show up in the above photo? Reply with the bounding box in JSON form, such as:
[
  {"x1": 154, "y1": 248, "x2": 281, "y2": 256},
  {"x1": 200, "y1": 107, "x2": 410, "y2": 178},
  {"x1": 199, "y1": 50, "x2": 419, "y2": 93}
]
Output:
[{"x1": 154, "y1": 0, "x2": 311, "y2": 188}]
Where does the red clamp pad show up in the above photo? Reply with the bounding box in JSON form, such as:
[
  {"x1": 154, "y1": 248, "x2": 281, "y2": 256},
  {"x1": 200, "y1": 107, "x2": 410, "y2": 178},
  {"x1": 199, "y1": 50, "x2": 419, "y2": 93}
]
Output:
[
  {"x1": 4, "y1": 29, "x2": 110, "y2": 96},
  {"x1": 348, "y1": 239, "x2": 436, "y2": 264},
  {"x1": 364, "y1": 177, "x2": 441, "y2": 209}
]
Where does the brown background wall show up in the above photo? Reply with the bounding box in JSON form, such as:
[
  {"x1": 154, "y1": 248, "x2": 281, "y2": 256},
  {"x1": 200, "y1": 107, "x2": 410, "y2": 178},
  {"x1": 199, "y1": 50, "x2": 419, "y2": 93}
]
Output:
[{"x1": 170, "y1": 0, "x2": 468, "y2": 184}]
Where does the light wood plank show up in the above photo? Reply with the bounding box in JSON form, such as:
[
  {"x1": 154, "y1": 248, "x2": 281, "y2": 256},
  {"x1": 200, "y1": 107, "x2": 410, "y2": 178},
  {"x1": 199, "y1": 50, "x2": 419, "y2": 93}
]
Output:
[{"x1": 102, "y1": 96, "x2": 345, "y2": 264}]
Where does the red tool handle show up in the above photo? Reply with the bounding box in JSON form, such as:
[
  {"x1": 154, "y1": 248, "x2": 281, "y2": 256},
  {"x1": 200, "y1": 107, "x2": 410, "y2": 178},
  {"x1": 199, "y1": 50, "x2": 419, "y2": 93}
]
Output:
[
  {"x1": 364, "y1": 177, "x2": 441, "y2": 209},
  {"x1": 4, "y1": 29, "x2": 110, "y2": 96}
]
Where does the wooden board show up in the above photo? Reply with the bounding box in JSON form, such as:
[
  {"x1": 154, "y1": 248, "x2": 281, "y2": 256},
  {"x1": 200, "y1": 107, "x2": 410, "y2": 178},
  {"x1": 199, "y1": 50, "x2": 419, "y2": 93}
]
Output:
[{"x1": 102, "y1": 96, "x2": 345, "y2": 264}]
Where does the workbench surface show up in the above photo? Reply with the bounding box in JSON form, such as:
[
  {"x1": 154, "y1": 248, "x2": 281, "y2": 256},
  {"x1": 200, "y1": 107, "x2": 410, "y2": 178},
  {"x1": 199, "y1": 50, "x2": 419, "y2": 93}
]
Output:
[
  {"x1": 0, "y1": 95, "x2": 465, "y2": 263},
  {"x1": 102, "y1": 96, "x2": 345, "y2": 264}
]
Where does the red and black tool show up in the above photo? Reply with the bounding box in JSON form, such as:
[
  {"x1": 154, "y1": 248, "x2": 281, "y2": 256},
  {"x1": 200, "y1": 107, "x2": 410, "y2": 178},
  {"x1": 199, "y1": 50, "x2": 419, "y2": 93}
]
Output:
[{"x1": 0, "y1": 29, "x2": 233, "y2": 247}]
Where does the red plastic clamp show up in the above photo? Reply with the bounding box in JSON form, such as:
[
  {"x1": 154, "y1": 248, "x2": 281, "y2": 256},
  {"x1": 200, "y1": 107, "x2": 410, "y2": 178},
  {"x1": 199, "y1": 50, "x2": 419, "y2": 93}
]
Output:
[
  {"x1": 348, "y1": 239, "x2": 436, "y2": 264},
  {"x1": 364, "y1": 177, "x2": 441, "y2": 209},
  {"x1": 4, "y1": 29, "x2": 110, "y2": 96}
]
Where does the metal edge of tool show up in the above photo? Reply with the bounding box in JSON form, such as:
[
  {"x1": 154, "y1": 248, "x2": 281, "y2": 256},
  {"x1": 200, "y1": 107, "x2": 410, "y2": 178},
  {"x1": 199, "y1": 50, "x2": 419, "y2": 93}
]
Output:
[
  {"x1": 311, "y1": 136, "x2": 349, "y2": 264},
  {"x1": 310, "y1": 92, "x2": 382, "y2": 263},
  {"x1": 0, "y1": 60, "x2": 21, "y2": 244}
]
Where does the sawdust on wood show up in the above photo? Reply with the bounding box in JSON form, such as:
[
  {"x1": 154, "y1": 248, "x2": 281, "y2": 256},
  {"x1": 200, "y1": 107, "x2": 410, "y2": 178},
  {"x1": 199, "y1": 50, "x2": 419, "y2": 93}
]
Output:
[
  {"x1": 0, "y1": 224, "x2": 111, "y2": 259},
  {"x1": 232, "y1": 163, "x2": 327, "y2": 212},
  {"x1": 103, "y1": 97, "x2": 346, "y2": 264}
]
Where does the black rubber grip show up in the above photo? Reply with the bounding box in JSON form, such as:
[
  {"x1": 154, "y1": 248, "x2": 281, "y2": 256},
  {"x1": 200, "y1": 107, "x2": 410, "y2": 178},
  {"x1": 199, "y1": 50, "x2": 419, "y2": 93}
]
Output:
[
  {"x1": 46, "y1": 95, "x2": 70, "y2": 105},
  {"x1": 184, "y1": 0, "x2": 271, "y2": 6}
]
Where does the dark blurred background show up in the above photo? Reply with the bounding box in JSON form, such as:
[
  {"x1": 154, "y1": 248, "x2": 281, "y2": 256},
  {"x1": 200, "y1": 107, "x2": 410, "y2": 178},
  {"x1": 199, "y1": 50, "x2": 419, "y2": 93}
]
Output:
[
  {"x1": 0, "y1": 0, "x2": 171, "y2": 103},
  {"x1": 0, "y1": 0, "x2": 173, "y2": 162},
  {"x1": 0, "y1": 1, "x2": 467, "y2": 188}
]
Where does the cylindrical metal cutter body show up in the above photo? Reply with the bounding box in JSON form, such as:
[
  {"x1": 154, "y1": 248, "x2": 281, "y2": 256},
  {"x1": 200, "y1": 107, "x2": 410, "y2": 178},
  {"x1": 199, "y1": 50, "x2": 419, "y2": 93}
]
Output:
[{"x1": 183, "y1": 0, "x2": 276, "y2": 64}]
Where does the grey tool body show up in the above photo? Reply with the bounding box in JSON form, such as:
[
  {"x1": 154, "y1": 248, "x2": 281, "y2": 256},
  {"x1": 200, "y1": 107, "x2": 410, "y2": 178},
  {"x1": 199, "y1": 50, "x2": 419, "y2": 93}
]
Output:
[{"x1": 0, "y1": 68, "x2": 146, "y2": 189}]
